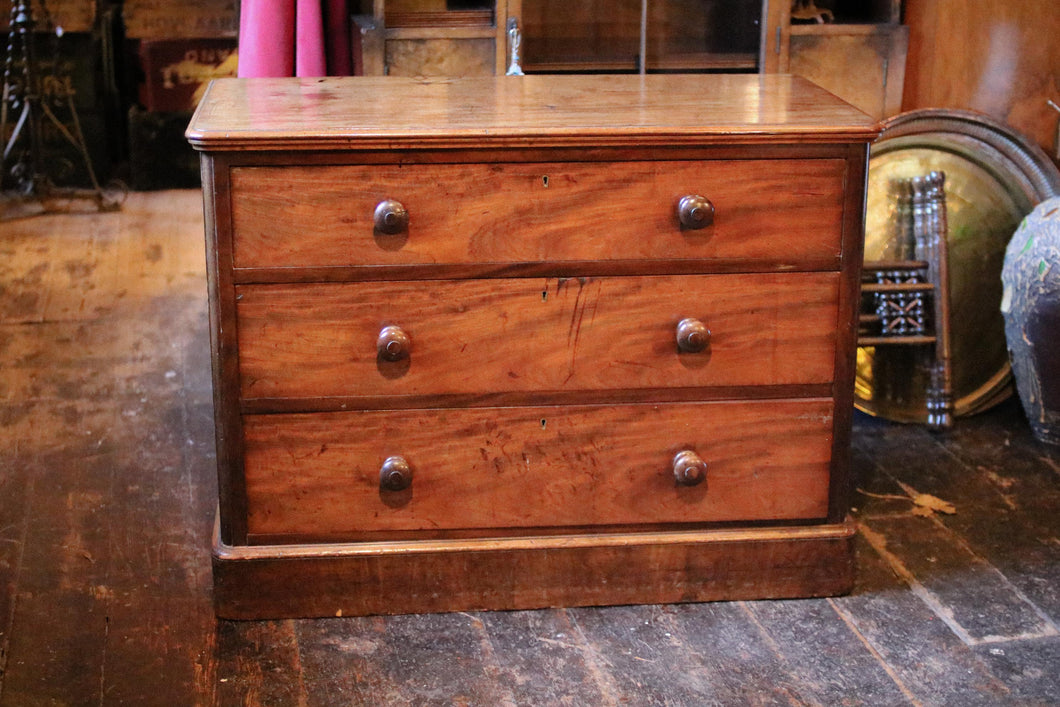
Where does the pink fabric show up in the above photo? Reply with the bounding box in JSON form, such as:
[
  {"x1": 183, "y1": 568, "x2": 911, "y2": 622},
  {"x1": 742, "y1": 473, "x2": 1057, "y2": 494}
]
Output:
[
  {"x1": 238, "y1": 0, "x2": 352, "y2": 78},
  {"x1": 237, "y1": 0, "x2": 295, "y2": 77},
  {"x1": 295, "y1": 0, "x2": 326, "y2": 76}
]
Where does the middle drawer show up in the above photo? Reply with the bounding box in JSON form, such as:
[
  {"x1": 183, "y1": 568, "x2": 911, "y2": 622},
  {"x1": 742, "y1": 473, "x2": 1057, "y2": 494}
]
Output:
[{"x1": 236, "y1": 273, "x2": 839, "y2": 403}]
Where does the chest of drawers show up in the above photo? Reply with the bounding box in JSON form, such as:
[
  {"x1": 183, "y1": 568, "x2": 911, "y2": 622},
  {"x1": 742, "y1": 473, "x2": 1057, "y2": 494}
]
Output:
[{"x1": 187, "y1": 75, "x2": 879, "y2": 619}]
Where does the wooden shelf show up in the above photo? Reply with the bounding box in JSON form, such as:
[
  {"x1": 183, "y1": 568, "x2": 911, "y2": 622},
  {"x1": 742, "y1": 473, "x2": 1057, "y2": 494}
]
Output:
[
  {"x1": 789, "y1": 22, "x2": 903, "y2": 36},
  {"x1": 863, "y1": 260, "x2": 929, "y2": 270},
  {"x1": 859, "y1": 336, "x2": 937, "y2": 346},
  {"x1": 524, "y1": 52, "x2": 757, "y2": 74},
  {"x1": 385, "y1": 10, "x2": 494, "y2": 28},
  {"x1": 650, "y1": 52, "x2": 759, "y2": 71},
  {"x1": 385, "y1": 25, "x2": 497, "y2": 40},
  {"x1": 861, "y1": 281, "x2": 933, "y2": 294}
]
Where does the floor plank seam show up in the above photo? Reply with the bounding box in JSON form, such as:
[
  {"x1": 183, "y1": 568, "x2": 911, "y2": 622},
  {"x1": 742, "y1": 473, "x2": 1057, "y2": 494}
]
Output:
[
  {"x1": 98, "y1": 615, "x2": 110, "y2": 707},
  {"x1": 736, "y1": 602, "x2": 819, "y2": 707},
  {"x1": 288, "y1": 620, "x2": 311, "y2": 707},
  {"x1": 825, "y1": 597, "x2": 923, "y2": 707},
  {"x1": 856, "y1": 522, "x2": 977, "y2": 646},
  {"x1": 461, "y1": 612, "x2": 520, "y2": 706},
  {"x1": 920, "y1": 513, "x2": 1060, "y2": 640},
  {"x1": 0, "y1": 463, "x2": 34, "y2": 705},
  {"x1": 565, "y1": 610, "x2": 623, "y2": 707}
]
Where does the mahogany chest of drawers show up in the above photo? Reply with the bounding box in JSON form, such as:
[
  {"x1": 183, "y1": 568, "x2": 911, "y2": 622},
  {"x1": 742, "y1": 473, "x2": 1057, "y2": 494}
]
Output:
[{"x1": 187, "y1": 75, "x2": 879, "y2": 619}]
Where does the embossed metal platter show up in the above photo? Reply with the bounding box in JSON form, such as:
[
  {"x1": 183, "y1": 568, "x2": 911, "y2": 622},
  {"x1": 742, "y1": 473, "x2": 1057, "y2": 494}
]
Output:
[{"x1": 858, "y1": 110, "x2": 1060, "y2": 423}]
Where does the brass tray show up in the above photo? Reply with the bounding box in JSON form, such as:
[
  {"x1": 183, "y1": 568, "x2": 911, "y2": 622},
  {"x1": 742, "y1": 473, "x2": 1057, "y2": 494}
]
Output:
[{"x1": 858, "y1": 110, "x2": 1060, "y2": 423}]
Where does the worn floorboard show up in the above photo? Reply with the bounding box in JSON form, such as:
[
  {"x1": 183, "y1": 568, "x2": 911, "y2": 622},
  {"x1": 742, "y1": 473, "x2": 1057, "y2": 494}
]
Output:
[
  {"x1": 0, "y1": 191, "x2": 1058, "y2": 705},
  {"x1": 740, "y1": 598, "x2": 914, "y2": 705}
]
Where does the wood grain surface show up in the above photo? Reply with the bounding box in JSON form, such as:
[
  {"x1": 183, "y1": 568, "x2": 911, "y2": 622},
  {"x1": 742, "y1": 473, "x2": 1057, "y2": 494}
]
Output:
[
  {"x1": 235, "y1": 273, "x2": 839, "y2": 402},
  {"x1": 185, "y1": 75, "x2": 880, "y2": 152},
  {"x1": 385, "y1": 38, "x2": 496, "y2": 77},
  {"x1": 242, "y1": 398, "x2": 835, "y2": 538},
  {"x1": 902, "y1": 0, "x2": 1060, "y2": 158},
  {"x1": 789, "y1": 26, "x2": 909, "y2": 121},
  {"x1": 214, "y1": 522, "x2": 857, "y2": 618},
  {"x1": 229, "y1": 159, "x2": 846, "y2": 269},
  {"x1": 189, "y1": 73, "x2": 879, "y2": 618}
]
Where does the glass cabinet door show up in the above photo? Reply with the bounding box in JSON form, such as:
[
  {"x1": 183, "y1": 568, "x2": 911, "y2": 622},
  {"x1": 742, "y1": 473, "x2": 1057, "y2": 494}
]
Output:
[{"x1": 519, "y1": 0, "x2": 763, "y2": 73}]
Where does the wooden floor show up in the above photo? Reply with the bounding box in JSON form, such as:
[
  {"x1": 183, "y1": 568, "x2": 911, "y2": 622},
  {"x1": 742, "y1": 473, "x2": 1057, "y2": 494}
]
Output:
[{"x1": 1, "y1": 190, "x2": 1059, "y2": 706}]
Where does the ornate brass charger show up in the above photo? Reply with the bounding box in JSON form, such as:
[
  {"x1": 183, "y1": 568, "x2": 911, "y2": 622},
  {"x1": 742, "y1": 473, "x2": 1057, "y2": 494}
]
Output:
[{"x1": 858, "y1": 110, "x2": 1060, "y2": 423}]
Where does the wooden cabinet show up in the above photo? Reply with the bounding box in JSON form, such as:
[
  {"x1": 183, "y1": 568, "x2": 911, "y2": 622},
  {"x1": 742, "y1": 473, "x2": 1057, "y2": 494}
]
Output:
[
  {"x1": 355, "y1": 0, "x2": 771, "y2": 76},
  {"x1": 517, "y1": 0, "x2": 764, "y2": 73},
  {"x1": 354, "y1": 0, "x2": 513, "y2": 76},
  {"x1": 786, "y1": 25, "x2": 908, "y2": 121},
  {"x1": 187, "y1": 74, "x2": 879, "y2": 618},
  {"x1": 764, "y1": 0, "x2": 908, "y2": 120},
  {"x1": 352, "y1": 0, "x2": 910, "y2": 115}
]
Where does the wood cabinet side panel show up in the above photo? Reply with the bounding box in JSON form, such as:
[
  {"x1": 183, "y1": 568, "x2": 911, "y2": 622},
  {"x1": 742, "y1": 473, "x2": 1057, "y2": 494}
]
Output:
[
  {"x1": 201, "y1": 154, "x2": 248, "y2": 545},
  {"x1": 828, "y1": 144, "x2": 870, "y2": 522},
  {"x1": 789, "y1": 27, "x2": 909, "y2": 121}
]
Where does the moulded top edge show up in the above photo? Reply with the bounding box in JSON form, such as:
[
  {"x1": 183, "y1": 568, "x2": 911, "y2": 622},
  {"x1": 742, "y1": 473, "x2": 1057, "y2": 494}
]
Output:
[{"x1": 185, "y1": 74, "x2": 881, "y2": 152}]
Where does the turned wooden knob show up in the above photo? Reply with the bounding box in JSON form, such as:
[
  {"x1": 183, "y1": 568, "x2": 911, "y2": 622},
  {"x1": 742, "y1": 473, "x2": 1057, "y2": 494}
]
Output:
[
  {"x1": 676, "y1": 318, "x2": 710, "y2": 353},
  {"x1": 678, "y1": 195, "x2": 714, "y2": 230},
  {"x1": 377, "y1": 325, "x2": 411, "y2": 361},
  {"x1": 374, "y1": 199, "x2": 408, "y2": 235},
  {"x1": 380, "y1": 456, "x2": 413, "y2": 491},
  {"x1": 673, "y1": 450, "x2": 707, "y2": 486}
]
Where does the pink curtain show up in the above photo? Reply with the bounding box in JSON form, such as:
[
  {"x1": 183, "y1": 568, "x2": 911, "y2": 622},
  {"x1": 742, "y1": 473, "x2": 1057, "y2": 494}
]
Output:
[{"x1": 238, "y1": 0, "x2": 352, "y2": 78}]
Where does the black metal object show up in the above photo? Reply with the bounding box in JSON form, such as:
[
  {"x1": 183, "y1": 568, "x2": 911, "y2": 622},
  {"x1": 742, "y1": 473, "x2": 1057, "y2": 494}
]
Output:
[{"x1": 1, "y1": 0, "x2": 123, "y2": 216}]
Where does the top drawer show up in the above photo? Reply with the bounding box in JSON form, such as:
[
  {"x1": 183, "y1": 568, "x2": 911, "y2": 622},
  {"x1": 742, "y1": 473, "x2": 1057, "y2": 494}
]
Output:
[{"x1": 228, "y1": 159, "x2": 847, "y2": 270}]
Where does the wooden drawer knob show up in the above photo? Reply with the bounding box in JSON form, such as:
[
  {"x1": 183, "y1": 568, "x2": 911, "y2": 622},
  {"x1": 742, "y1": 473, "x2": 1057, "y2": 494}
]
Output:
[
  {"x1": 377, "y1": 325, "x2": 411, "y2": 361},
  {"x1": 374, "y1": 199, "x2": 409, "y2": 235},
  {"x1": 380, "y1": 455, "x2": 413, "y2": 491},
  {"x1": 678, "y1": 194, "x2": 714, "y2": 230},
  {"x1": 673, "y1": 450, "x2": 707, "y2": 486},
  {"x1": 676, "y1": 318, "x2": 710, "y2": 353}
]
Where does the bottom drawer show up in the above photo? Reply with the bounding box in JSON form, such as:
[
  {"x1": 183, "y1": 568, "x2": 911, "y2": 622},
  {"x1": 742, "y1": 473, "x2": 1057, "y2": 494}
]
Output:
[{"x1": 242, "y1": 399, "x2": 836, "y2": 541}]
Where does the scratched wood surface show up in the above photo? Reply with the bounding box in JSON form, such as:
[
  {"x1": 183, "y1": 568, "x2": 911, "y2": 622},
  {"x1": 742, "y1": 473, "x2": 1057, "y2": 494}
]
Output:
[
  {"x1": 1, "y1": 191, "x2": 1059, "y2": 704},
  {"x1": 228, "y1": 158, "x2": 846, "y2": 270},
  {"x1": 242, "y1": 399, "x2": 835, "y2": 538}
]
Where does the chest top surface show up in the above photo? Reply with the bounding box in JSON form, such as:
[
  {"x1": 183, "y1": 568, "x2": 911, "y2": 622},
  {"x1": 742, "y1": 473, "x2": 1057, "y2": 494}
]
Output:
[{"x1": 185, "y1": 74, "x2": 879, "y2": 152}]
